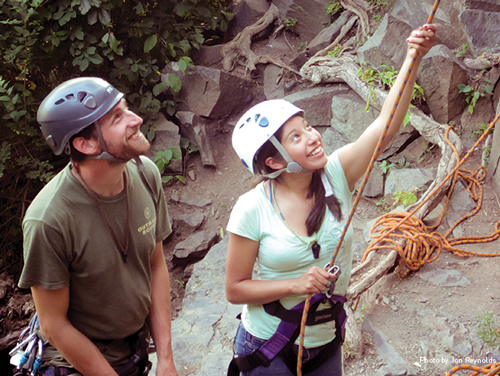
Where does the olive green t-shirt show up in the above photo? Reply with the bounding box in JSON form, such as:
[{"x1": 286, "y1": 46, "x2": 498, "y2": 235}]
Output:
[{"x1": 19, "y1": 156, "x2": 171, "y2": 367}]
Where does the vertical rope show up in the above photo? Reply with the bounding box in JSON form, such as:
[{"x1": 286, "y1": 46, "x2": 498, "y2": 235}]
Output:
[{"x1": 296, "y1": 2, "x2": 441, "y2": 374}]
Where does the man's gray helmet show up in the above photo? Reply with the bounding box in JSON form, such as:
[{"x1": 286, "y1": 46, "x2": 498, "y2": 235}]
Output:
[{"x1": 37, "y1": 77, "x2": 124, "y2": 155}]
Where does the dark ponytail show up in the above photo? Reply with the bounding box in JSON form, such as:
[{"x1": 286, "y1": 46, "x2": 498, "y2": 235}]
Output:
[{"x1": 306, "y1": 169, "x2": 342, "y2": 236}]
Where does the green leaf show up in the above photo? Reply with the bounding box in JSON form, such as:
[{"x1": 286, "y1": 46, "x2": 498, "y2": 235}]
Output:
[
  {"x1": 79, "y1": 0, "x2": 92, "y2": 15},
  {"x1": 153, "y1": 82, "x2": 168, "y2": 96},
  {"x1": 168, "y1": 73, "x2": 182, "y2": 93},
  {"x1": 162, "y1": 176, "x2": 174, "y2": 183},
  {"x1": 178, "y1": 58, "x2": 188, "y2": 73},
  {"x1": 99, "y1": 9, "x2": 111, "y2": 25},
  {"x1": 403, "y1": 110, "x2": 410, "y2": 127},
  {"x1": 156, "y1": 160, "x2": 165, "y2": 172},
  {"x1": 176, "y1": 176, "x2": 186, "y2": 184},
  {"x1": 144, "y1": 35, "x2": 158, "y2": 53},
  {"x1": 171, "y1": 148, "x2": 182, "y2": 160}
]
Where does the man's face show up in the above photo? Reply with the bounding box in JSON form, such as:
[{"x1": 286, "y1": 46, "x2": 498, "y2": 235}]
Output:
[{"x1": 98, "y1": 99, "x2": 150, "y2": 161}]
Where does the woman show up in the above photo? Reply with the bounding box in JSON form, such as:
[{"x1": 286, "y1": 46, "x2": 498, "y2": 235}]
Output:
[{"x1": 226, "y1": 24, "x2": 437, "y2": 376}]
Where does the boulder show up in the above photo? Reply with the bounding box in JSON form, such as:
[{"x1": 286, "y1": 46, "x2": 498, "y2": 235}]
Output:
[
  {"x1": 162, "y1": 64, "x2": 262, "y2": 119},
  {"x1": 417, "y1": 44, "x2": 468, "y2": 124},
  {"x1": 384, "y1": 168, "x2": 436, "y2": 196},
  {"x1": 284, "y1": 85, "x2": 351, "y2": 126},
  {"x1": 146, "y1": 114, "x2": 182, "y2": 173},
  {"x1": 390, "y1": 0, "x2": 467, "y2": 51},
  {"x1": 172, "y1": 231, "x2": 220, "y2": 266},
  {"x1": 175, "y1": 112, "x2": 216, "y2": 167},
  {"x1": 459, "y1": 10, "x2": 500, "y2": 56}
]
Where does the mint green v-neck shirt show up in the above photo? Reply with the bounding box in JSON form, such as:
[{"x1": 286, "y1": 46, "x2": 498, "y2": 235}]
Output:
[{"x1": 227, "y1": 151, "x2": 354, "y2": 348}]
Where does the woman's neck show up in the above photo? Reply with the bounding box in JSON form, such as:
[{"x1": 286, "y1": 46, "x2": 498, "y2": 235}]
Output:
[{"x1": 274, "y1": 172, "x2": 313, "y2": 199}]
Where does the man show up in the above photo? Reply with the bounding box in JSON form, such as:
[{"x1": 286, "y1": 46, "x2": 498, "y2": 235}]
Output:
[{"x1": 19, "y1": 77, "x2": 178, "y2": 376}]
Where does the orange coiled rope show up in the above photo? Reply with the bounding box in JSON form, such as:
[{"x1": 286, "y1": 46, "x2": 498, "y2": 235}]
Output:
[
  {"x1": 296, "y1": 1, "x2": 442, "y2": 374},
  {"x1": 446, "y1": 363, "x2": 500, "y2": 376},
  {"x1": 366, "y1": 124, "x2": 500, "y2": 278}
]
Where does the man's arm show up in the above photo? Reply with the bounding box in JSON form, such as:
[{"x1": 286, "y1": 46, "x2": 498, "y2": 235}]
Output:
[
  {"x1": 148, "y1": 242, "x2": 178, "y2": 376},
  {"x1": 31, "y1": 286, "x2": 118, "y2": 376}
]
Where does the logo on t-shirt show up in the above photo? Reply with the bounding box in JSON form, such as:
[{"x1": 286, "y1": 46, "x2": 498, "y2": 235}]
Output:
[{"x1": 144, "y1": 207, "x2": 151, "y2": 219}]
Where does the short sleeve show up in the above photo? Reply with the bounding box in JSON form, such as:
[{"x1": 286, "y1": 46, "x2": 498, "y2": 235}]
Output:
[
  {"x1": 20, "y1": 219, "x2": 71, "y2": 290},
  {"x1": 227, "y1": 189, "x2": 263, "y2": 242}
]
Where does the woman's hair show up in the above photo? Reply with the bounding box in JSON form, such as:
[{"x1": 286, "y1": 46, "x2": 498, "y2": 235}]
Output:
[
  {"x1": 68, "y1": 123, "x2": 96, "y2": 162},
  {"x1": 253, "y1": 121, "x2": 342, "y2": 236}
]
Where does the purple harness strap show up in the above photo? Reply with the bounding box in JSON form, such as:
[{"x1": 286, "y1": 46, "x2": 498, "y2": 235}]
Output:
[{"x1": 259, "y1": 293, "x2": 346, "y2": 361}]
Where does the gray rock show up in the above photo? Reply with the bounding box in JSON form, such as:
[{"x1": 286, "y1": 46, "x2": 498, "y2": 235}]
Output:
[
  {"x1": 170, "y1": 236, "x2": 239, "y2": 375},
  {"x1": 175, "y1": 212, "x2": 206, "y2": 233},
  {"x1": 263, "y1": 65, "x2": 285, "y2": 99},
  {"x1": 175, "y1": 112, "x2": 216, "y2": 167},
  {"x1": 363, "y1": 318, "x2": 414, "y2": 376},
  {"x1": 357, "y1": 14, "x2": 411, "y2": 69},
  {"x1": 417, "y1": 269, "x2": 471, "y2": 287},
  {"x1": 146, "y1": 114, "x2": 182, "y2": 173},
  {"x1": 384, "y1": 168, "x2": 436, "y2": 196},
  {"x1": 173, "y1": 231, "x2": 220, "y2": 266},
  {"x1": 225, "y1": 0, "x2": 271, "y2": 42},
  {"x1": 459, "y1": 10, "x2": 500, "y2": 56},
  {"x1": 292, "y1": 11, "x2": 354, "y2": 66},
  {"x1": 285, "y1": 85, "x2": 351, "y2": 127},
  {"x1": 356, "y1": 165, "x2": 385, "y2": 198},
  {"x1": 417, "y1": 45, "x2": 468, "y2": 124},
  {"x1": 391, "y1": 0, "x2": 467, "y2": 51},
  {"x1": 162, "y1": 64, "x2": 261, "y2": 119}
]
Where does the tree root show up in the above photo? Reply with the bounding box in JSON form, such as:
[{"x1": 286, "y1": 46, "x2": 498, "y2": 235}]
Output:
[
  {"x1": 220, "y1": 4, "x2": 300, "y2": 76},
  {"x1": 300, "y1": 54, "x2": 464, "y2": 302},
  {"x1": 340, "y1": 0, "x2": 370, "y2": 46}
]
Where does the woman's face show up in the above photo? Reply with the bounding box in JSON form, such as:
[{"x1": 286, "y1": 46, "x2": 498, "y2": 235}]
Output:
[{"x1": 277, "y1": 115, "x2": 328, "y2": 171}]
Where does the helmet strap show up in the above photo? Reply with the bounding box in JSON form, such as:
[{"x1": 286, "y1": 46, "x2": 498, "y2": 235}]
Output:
[
  {"x1": 86, "y1": 121, "x2": 129, "y2": 164},
  {"x1": 265, "y1": 135, "x2": 313, "y2": 177},
  {"x1": 266, "y1": 136, "x2": 333, "y2": 198}
]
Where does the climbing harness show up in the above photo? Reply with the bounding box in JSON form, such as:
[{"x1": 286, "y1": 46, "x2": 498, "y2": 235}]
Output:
[
  {"x1": 226, "y1": 293, "x2": 346, "y2": 376},
  {"x1": 10, "y1": 313, "x2": 46, "y2": 376}
]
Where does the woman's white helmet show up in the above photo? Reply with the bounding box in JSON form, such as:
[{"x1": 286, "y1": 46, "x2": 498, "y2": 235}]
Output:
[{"x1": 232, "y1": 99, "x2": 306, "y2": 177}]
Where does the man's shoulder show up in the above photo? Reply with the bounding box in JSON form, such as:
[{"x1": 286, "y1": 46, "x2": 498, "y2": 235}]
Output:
[{"x1": 24, "y1": 164, "x2": 75, "y2": 223}]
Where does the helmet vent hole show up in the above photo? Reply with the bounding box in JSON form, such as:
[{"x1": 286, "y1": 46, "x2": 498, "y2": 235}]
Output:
[
  {"x1": 54, "y1": 99, "x2": 65, "y2": 105},
  {"x1": 77, "y1": 92, "x2": 87, "y2": 103},
  {"x1": 65, "y1": 94, "x2": 75, "y2": 101}
]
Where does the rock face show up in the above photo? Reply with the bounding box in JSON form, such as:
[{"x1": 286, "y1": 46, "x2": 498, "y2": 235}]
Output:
[{"x1": 170, "y1": 237, "x2": 238, "y2": 376}]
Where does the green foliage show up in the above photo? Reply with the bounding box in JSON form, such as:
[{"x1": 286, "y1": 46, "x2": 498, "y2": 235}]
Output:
[
  {"x1": 379, "y1": 160, "x2": 395, "y2": 174},
  {"x1": 357, "y1": 63, "x2": 425, "y2": 124},
  {"x1": 326, "y1": 1, "x2": 343, "y2": 20},
  {"x1": 283, "y1": 18, "x2": 297, "y2": 28},
  {"x1": 376, "y1": 198, "x2": 391, "y2": 214},
  {"x1": 393, "y1": 190, "x2": 417, "y2": 207},
  {"x1": 475, "y1": 311, "x2": 500, "y2": 350},
  {"x1": 368, "y1": 0, "x2": 388, "y2": 10},
  {"x1": 327, "y1": 45, "x2": 344, "y2": 58},
  {"x1": 0, "y1": 0, "x2": 230, "y2": 272},
  {"x1": 457, "y1": 70, "x2": 494, "y2": 114},
  {"x1": 394, "y1": 156, "x2": 410, "y2": 169},
  {"x1": 472, "y1": 123, "x2": 493, "y2": 138},
  {"x1": 455, "y1": 43, "x2": 468, "y2": 58}
]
